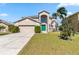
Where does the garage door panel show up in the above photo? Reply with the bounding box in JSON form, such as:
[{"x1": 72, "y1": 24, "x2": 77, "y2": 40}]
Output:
[{"x1": 19, "y1": 26, "x2": 34, "y2": 33}]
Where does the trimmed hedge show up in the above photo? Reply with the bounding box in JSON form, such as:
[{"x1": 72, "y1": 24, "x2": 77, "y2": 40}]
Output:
[
  {"x1": 8, "y1": 25, "x2": 20, "y2": 33},
  {"x1": 35, "y1": 26, "x2": 41, "y2": 33}
]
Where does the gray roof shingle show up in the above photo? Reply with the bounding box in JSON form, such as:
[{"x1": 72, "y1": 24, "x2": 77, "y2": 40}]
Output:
[
  {"x1": 15, "y1": 15, "x2": 53, "y2": 23},
  {"x1": 0, "y1": 19, "x2": 12, "y2": 25}
]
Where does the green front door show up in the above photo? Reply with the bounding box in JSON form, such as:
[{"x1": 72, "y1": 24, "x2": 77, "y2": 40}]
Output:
[{"x1": 41, "y1": 25, "x2": 46, "y2": 31}]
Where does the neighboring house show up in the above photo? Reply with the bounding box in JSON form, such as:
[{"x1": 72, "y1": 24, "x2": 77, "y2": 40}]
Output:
[
  {"x1": 67, "y1": 12, "x2": 79, "y2": 32},
  {"x1": 15, "y1": 10, "x2": 58, "y2": 33},
  {"x1": 0, "y1": 20, "x2": 11, "y2": 32}
]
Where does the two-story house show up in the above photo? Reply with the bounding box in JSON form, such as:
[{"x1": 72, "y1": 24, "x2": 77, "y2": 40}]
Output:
[{"x1": 15, "y1": 10, "x2": 58, "y2": 33}]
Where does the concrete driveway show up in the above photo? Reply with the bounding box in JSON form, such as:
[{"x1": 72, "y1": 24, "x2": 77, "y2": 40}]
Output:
[{"x1": 0, "y1": 32, "x2": 34, "y2": 55}]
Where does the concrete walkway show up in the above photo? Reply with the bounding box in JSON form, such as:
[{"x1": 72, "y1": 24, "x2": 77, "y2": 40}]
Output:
[{"x1": 0, "y1": 33, "x2": 34, "y2": 55}]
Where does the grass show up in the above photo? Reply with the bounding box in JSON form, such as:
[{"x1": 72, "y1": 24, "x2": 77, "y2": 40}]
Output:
[
  {"x1": 0, "y1": 32, "x2": 10, "y2": 36},
  {"x1": 18, "y1": 32, "x2": 79, "y2": 55}
]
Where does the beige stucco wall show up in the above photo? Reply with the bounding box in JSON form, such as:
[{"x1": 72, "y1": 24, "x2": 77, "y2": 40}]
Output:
[
  {"x1": 78, "y1": 14, "x2": 79, "y2": 21},
  {"x1": 51, "y1": 19, "x2": 56, "y2": 29},
  {"x1": 15, "y1": 18, "x2": 40, "y2": 26},
  {"x1": 0, "y1": 23, "x2": 8, "y2": 32},
  {"x1": 39, "y1": 12, "x2": 56, "y2": 32},
  {"x1": 48, "y1": 19, "x2": 52, "y2": 24},
  {"x1": 39, "y1": 12, "x2": 49, "y2": 33}
]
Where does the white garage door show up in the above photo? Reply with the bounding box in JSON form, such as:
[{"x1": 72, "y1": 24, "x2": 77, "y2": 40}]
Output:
[{"x1": 19, "y1": 25, "x2": 34, "y2": 33}]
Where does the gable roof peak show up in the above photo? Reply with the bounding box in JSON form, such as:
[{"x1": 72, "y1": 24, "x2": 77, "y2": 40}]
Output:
[{"x1": 38, "y1": 10, "x2": 50, "y2": 14}]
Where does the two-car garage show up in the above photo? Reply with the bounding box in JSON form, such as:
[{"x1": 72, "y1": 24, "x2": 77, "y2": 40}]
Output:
[
  {"x1": 14, "y1": 18, "x2": 40, "y2": 33},
  {"x1": 19, "y1": 25, "x2": 35, "y2": 33}
]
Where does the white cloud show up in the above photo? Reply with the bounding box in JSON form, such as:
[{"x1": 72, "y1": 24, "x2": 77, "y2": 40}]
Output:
[
  {"x1": 0, "y1": 13, "x2": 8, "y2": 17},
  {"x1": 57, "y1": 3, "x2": 79, "y2": 8},
  {"x1": 68, "y1": 12, "x2": 73, "y2": 15}
]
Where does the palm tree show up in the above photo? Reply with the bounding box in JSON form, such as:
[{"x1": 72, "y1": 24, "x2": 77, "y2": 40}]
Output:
[
  {"x1": 52, "y1": 7, "x2": 67, "y2": 29},
  {"x1": 57, "y1": 7, "x2": 67, "y2": 18},
  {"x1": 52, "y1": 7, "x2": 74, "y2": 40}
]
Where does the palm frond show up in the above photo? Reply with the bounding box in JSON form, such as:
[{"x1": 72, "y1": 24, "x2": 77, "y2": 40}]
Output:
[
  {"x1": 52, "y1": 13, "x2": 57, "y2": 19},
  {"x1": 57, "y1": 7, "x2": 67, "y2": 17}
]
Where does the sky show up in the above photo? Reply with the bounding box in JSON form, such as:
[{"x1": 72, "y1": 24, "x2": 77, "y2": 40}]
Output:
[{"x1": 0, "y1": 3, "x2": 79, "y2": 24}]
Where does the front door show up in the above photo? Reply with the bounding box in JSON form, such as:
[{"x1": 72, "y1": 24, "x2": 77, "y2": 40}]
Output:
[{"x1": 41, "y1": 25, "x2": 46, "y2": 31}]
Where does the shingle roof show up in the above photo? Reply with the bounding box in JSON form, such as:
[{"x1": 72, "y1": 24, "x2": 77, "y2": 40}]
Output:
[
  {"x1": 26, "y1": 15, "x2": 53, "y2": 19},
  {"x1": 27, "y1": 16, "x2": 38, "y2": 19},
  {"x1": 0, "y1": 19, "x2": 12, "y2": 25},
  {"x1": 14, "y1": 17, "x2": 41, "y2": 23},
  {"x1": 15, "y1": 16, "x2": 53, "y2": 23},
  {"x1": 67, "y1": 12, "x2": 79, "y2": 18}
]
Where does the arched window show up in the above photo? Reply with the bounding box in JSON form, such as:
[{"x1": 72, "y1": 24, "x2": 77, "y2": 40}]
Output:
[{"x1": 41, "y1": 15, "x2": 47, "y2": 23}]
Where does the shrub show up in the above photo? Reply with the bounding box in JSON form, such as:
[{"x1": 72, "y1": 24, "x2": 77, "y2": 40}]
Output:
[
  {"x1": 35, "y1": 26, "x2": 41, "y2": 33},
  {"x1": 59, "y1": 25, "x2": 63, "y2": 31},
  {"x1": 8, "y1": 25, "x2": 20, "y2": 33},
  {"x1": 0, "y1": 25, "x2": 5, "y2": 29},
  {"x1": 0, "y1": 25, "x2": 5, "y2": 31}
]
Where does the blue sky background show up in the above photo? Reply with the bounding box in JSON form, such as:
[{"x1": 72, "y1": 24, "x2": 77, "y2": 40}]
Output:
[{"x1": 0, "y1": 3, "x2": 79, "y2": 24}]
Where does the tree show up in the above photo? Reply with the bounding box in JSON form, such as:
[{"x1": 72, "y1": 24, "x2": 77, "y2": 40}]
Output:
[
  {"x1": 52, "y1": 7, "x2": 75, "y2": 40},
  {"x1": 0, "y1": 25, "x2": 5, "y2": 32},
  {"x1": 52, "y1": 7, "x2": 67, "y2": 19}
]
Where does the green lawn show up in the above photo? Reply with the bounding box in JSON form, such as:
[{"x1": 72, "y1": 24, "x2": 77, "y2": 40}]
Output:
[
  {"x1": 0, "y1": 32, "x2": 10, "y2": 35},
  {"x1": 18, "y1": 32, "x2": 79, "y2": 55}
]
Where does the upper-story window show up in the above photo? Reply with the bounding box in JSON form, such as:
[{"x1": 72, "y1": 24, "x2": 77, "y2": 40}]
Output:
[{"x1": 41, "y1": 15, "x2": 47, "y2": 23}]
